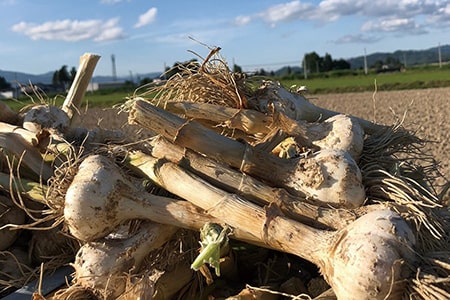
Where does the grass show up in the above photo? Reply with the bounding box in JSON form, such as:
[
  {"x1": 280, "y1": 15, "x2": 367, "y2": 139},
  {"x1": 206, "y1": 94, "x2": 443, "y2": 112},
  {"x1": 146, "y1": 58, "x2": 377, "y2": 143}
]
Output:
[
  {"x1": 3, "y1": 90, "x2": 132, "y2": 112},
  {"x1": 83, "y1": 91, "x2": 134, "y2": 107},
  {"x1": 281, "y1": 66, "x2": 450, "y2": 93}
]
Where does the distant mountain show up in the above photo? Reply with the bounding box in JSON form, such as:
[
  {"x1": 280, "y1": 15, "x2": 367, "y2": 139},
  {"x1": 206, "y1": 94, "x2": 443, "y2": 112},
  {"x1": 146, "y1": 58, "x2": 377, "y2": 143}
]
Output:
[
  {"x1": 0, "y1": 70, "x2": 55, "y2": 85},
  {"x1": 274, "y1": 66, "x2": 303, "y2": 76},
  {"x1": 346, "y1": 44, "x2": 450, "y2": 69},
  {"x1": 0, "y1": 70, "x2": 161, "y2": 86}
]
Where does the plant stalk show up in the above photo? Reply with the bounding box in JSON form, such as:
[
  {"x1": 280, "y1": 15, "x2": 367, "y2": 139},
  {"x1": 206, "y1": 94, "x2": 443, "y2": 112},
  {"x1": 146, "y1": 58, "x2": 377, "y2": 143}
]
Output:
[
  {"x1": 129, "y1": 99, "x2": 365, "y2": 208},
  {"x1": 65, "y1": 155, "x2": 261, "y2": 245},
  {"x1": 126, "y1": 153, "x2": 416, "y2": 300},
  {"x1": 0, "y1": 132, "x2": 53, "y2": 181},
  {"x1": 62, "y1": 53, "x2": 100, "y2": 121},
  {"x1": 136, "y1": 140, "x2": 366, "y2": 230}
]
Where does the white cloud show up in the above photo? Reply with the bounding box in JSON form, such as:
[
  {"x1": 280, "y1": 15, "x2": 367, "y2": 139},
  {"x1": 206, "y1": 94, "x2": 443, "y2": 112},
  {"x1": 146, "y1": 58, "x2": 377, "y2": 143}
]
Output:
[
  {"x1": 318, "y1": 0, "x2": 364, "y2": 20},
  {"x1": 333, "y1": 33, "x2": 381, "y2": 44},
  {"x1": 134, "y1": 7, "x2": 157, "y2": 28},
  {"x1": 362, "y1": 17, "x2": 427, "y2": 34},
  {"x1": 258, "y1": 1, "x2": 315, "y2": 26},
  {"x1": 237, "y1": 0, "x2": 446, "y2": 25},
  {"x1": 11, "y1": 18, "x2": 125, "y2": 42},
  {"x1": 234, "y1": 15, "x2": 252, "y2": 26},
  {"x1": 318, "y1": 0, "x2": 440, "y2": 19},
  {"x1": 233, "y1": 0, "x2": 443, "y2": 46}
]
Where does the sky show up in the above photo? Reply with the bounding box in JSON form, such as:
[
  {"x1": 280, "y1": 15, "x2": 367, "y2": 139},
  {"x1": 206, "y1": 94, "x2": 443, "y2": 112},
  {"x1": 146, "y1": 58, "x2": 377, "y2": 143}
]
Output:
[{"x1": 1, "y1": 0, "x2": 449, "y2": 78}]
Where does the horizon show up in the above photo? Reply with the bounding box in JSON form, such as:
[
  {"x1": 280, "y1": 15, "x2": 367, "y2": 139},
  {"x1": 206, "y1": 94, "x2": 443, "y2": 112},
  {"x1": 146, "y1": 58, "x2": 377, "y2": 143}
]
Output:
[{"x1": 1, "y1": 0, "x2": 450, "y2": 77}]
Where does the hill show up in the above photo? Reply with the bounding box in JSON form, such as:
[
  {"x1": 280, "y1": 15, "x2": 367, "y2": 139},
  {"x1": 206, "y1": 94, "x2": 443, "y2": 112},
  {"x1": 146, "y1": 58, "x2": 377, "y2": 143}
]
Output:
[
  {"x1": 0, "y1": 69, "x2": 161, "y2": 86},
  {"x1": 0, "y1": 70, "x2": 55, "y2": 85},
  {"x1": 347, "y1": 44, "x2": 450, "y2": 69}
]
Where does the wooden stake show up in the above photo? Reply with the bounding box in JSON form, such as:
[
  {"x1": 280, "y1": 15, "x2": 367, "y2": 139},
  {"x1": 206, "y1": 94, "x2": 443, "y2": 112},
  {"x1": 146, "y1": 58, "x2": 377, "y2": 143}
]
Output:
[{"x1": 62, "y1": 53, "x2": 100, "y2": 120}]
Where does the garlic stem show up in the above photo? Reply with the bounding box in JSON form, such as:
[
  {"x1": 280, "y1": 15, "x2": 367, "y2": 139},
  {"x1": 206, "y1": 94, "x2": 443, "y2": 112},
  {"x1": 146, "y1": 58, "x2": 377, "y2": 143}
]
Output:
[
  {"x1": 129, "y1": 99, "x2": 365, "y2": 208},
  {"x1": 64, "y1": 154, "x2": 260, "y2": 245}
]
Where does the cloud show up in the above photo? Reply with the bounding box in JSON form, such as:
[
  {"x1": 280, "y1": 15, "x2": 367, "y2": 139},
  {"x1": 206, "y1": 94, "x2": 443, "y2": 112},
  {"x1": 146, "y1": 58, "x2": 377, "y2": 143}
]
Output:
[
  {"x1": 134, "y1": 7, "x2": 157, "y2": 28},
  {"x1": 362, "y1": 17, "x2": 427, "y2": 34},
  {"x1": 258, "y1": 1, "x2": 315, "y2": 26},
  {"x1": 318, "y1": 0, "x2": 441, "y2": 19},
  {"x1": 234, "y1": 15, "x2": 252, "y2": 26},
  {"x1": 427, "y1": 3, "x2": 450, "y2": 26},
  {"x1": 235, "y1": 0, "x2": 446, "y2": 25},
  {"x1": 318, "y1": 0, "x2": 365, "y2": 21},
  {"x1": 333, "y1": 33, "x2": 381, "y2": 44},
  {"x1": 11, "y1": 18, "x2": 125, "y2": 42},
  {"x1": 233, "y1": 0, "x2": 444, "y2": 44}
]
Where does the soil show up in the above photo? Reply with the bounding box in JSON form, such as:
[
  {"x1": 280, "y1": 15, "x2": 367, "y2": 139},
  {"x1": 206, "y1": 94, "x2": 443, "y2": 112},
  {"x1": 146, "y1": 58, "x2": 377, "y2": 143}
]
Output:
[
  {"x1": 76, "y1": 87, "x2": 450, "y2": 193},
  {"x1": 312, "y1": 87, "x2": 449, "y2": 190}
]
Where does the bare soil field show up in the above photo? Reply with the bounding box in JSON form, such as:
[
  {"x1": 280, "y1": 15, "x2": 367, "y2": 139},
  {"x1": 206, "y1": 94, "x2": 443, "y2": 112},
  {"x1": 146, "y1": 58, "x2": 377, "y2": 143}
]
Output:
[
  {"x1": 312, "y1": 87, "x2": 449, "y2": 189},
  {"x1": 77, "y1": 87, "x2": 449, "y2": 191}
]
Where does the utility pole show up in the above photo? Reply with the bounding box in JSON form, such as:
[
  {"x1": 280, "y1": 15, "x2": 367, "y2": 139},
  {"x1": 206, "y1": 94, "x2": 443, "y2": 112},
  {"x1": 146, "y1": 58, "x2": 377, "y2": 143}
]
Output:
[
  {"x1": 303, "y1": 54, "x2": 307, "y2": 80},
  {"x1": 111, "y1": 54, "x2": 117, "y2": 81},
  {"x1": 438, "y1": 42, "x2": 442, "y2": 68},
  {"x1": 364, "y1": 48, "x2": 368, "y2": 75},
  {"x1": 129, "y1": 70, "x2": 134, "y2": 83}
]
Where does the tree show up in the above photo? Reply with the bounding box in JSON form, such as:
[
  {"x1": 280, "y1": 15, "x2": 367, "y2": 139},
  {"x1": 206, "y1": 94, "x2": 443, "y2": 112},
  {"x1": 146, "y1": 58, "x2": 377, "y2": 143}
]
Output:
[
  {"x1": 233, "y1": 64, "x2": 243, "y2": 73},
  {"x1": 254, "y1": 68, "x2": 267, "y2": 76},
  {"x1": 371, "y1": 60, "x2": 384, "y2": 70},
  {"x1": 70, "y1": 67, "x2": 77, "y2": 81},
  {"x1": 333, "y1": 59, "x2": 351, "y2": 70},
  {"x1": 52, "y1": 65, "x2": 72, "y2": 89},
  {"x1": 164, "y1": 59, "x2": 199, "y2": 79},
  {"x1": 322, "y1": 53, "x2": 333, "y2": 72},
  {"x1": 303, "y1": 52, "x2": 321, "y2": 73},
  {"x1": 301, "y1": 52, "x2": 350, "y2": 74},
  {"x1": 385, "y1": 56, "x2": 401, "y2": 67},
  {"x1": 0, "y1": 76, "x2": 11, "y2": 90}
]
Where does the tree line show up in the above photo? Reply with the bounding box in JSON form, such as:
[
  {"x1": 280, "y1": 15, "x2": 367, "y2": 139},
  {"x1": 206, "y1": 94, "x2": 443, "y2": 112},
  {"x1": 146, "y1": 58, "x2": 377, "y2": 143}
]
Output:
[
  {"x1": 52, "y1": 65, "x2": 77, "y2": 89},
  {"x1": 303, "y1": 52, "x2": 351, "y2": 73}
]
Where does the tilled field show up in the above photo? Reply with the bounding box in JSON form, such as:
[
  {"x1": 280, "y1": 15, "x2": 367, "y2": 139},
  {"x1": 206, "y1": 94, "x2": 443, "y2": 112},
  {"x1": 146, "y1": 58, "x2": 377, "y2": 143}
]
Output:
[
  {"x1": 77, "y1": 87, "x2": 449, "y2": 191},
  {"x1": 312, "y1": 87, "x2": 449, "y2": 189}
]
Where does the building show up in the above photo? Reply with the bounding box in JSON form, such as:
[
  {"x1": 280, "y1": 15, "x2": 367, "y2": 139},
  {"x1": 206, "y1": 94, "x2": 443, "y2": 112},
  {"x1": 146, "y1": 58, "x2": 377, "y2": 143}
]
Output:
[{"x1": 87, "y1": 81, "x2": 127, "y2": 92}]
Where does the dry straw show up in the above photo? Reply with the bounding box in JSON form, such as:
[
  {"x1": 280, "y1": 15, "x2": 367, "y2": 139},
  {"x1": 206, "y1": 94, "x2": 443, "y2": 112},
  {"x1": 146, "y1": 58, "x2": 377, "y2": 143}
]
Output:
[{"x1": 138, "y1": 47, "x2": 254, "y2": 110}]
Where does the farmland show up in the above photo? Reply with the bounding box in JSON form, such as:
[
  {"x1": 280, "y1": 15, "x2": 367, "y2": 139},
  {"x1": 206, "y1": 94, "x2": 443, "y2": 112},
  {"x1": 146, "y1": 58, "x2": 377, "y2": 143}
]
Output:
[
  {"x1": 282, "y1": 65, "x2": 450, "y2": 93},
  {"x1": 312, "y1": 87, "x2": 450, "y2": 189}
]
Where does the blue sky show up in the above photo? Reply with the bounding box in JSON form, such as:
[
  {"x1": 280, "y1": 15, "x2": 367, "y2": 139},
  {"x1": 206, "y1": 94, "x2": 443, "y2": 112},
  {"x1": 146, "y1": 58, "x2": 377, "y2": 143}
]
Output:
[{"x1": 1, "y1": 0, "x2": 449, "y2": 77}]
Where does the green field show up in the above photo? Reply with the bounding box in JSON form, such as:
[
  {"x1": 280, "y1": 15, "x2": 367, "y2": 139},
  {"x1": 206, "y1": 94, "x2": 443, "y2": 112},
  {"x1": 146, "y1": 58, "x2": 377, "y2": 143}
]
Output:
[
  {"x1": 3, "y1": 91, "x2": 133, "y2": 111},
  {"x1": 3, "y1": 65, "x2": 450, "y2": 110},
  {"x1": 281, "y1": 66, "x2": 450, "y2": 93}
]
